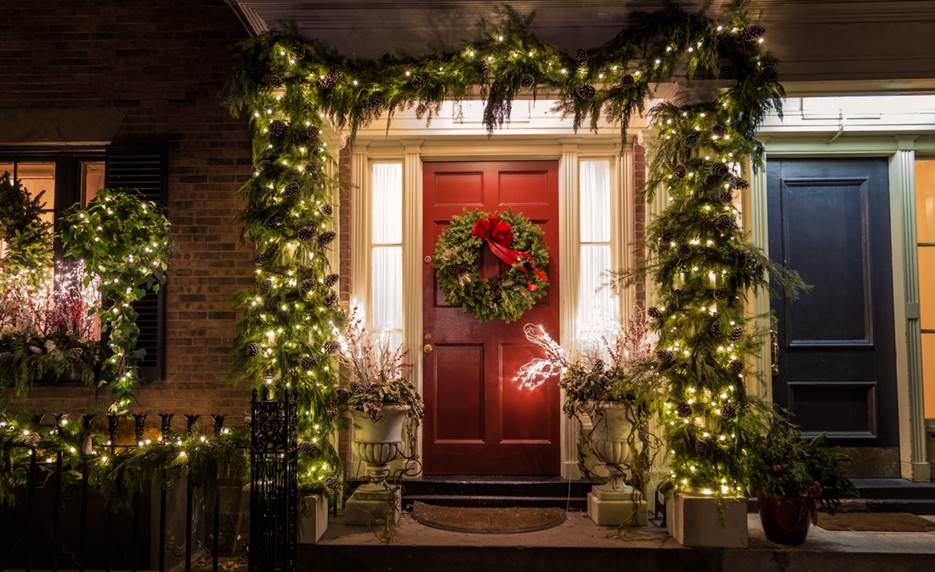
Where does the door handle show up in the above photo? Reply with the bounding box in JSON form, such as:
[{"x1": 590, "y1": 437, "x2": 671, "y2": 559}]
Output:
[
  {"x1": 423, "y1": 343, "x2": 433, "y2": 354},
  {"x1": 770, "y1": 329, "x2": 779, "y2": 376}
]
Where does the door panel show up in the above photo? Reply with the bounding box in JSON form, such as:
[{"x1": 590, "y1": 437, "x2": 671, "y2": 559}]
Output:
[
  {"x1": 423, "y1": 161, "x2": 560, "y2": 475},
  {"x1": 767, "y1": 159, "x2": 898, "y2": 468}
]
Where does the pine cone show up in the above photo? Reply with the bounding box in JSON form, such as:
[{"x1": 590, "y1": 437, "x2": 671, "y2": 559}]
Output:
[
  {"x1": 620, "y1": 74, "x2": 635, "y2": 88},
  {"x1": 728, "y1": 326, "x2": 744, "y2": 342},
  {"x1": 284, "y1": 181, "x2": 300, "y2": 197},
  {"x1": 254, "y1": 254, "x2": 267, "y2": 266},
  {"x1": 647, "y1": 306, "x2": 664, "y2": 320},
  {"x1": 721, "y1": 404, "x2": 737, "y2": 419},
  {"x1": 731, "y1": 177, "x2": 749, "y2": 190},
  {"x1": 410, "y1": 74, "x2": 427, "y2": 89},
  {"x1": 268, "y1": 120, "x2": 287, "y2": 139},
  {"x1": 367, "y1": 91, "x2": 385, "y2": 107},
  {"x1": 301, "y1": 279, "x2": 316, "y2": 293},
  {"x1": 676, "y1": 244, "x2": 692, "y2": 261},
  {"x1": 268, "y1": 73, "x2": 284, "y2": 88},
  {"x1": 685, "y1": 132, "x2": 700, "y2": 147},
  {"x1": 676, "y1": 402, "x2": 692, "y2": 418},
  {"x1": 575, "y1": 49, "x2": 589, "y2": 66},
  {"x1": 694, "y1": 439, "x2": 709, "y2": 456},
  {"x1": 323, "y1": 291, "x2": 338, "y2": 307},
  {"x1": 714, "y1": 213, "x2": 735, "y2": 232},
  {"x1": 323, "y1": 340, "x2": 340, "y2": 354},
  {"x1": 325, "y1": 476, "x2": 340, "y2": 491},
  {"x1": 300, "y1": 356, "x2": 317, "y2": 370},
  {"x1": 317, "y1": 71, "x2": 337, "y2": 90},
  {"x1": 318, "y1": 230, "x2": 336, "y2": 246},
  {"x1": 709, "y1": 321, "x2": 723, "y2": 338},
  {"x1": 713, "y1": 288, "x2": 728, "y2": 300},
  {"x1": 741, "y1": 25, "x2": 766, "y2": 42},
  {"x1": 673, "y1": 164, "x2": 687, "y2": 179},
  {"x1": 728, "y1": 359, "x2": 744, "y2": 374},
  {"x1": 261, "y1": 278, "x2": 273, "y2": 290},
  {"x1": 712, "y1": 124, "x2": 726, "y2": 137},
  {"x1": 297, "y1": 227, "x2": 316, "y2": 241},
  {"x1": 520, "y1": 73, "x2": 536, "y2": 90},
  {"x1": 292, "y1": 44, "x2": 306, "y2": 60},
  {"x1": 719, "y1": 190, "x2": 735, "y2": 204},
  {"x1": 656, "y1": 349, "x2": 675, "y2": 366},
  {"x1": 575, "y1": 84, "x2": 596, "y2": 100},
  {"x1": 245, "y1": 343, "x2": 260, "y2": 357},
  {"x1": 324, "y1": 273, "x2": 339, "y2": 287},
  {"x1": 306, "y1": 125, "x2": 320, "y2": 142},
  {"x1": 712, "y1": 162, "x2": 730, "y2": 176},
  {"x1": 320, "y1": 204, "x2": 334, "y2": 216}
]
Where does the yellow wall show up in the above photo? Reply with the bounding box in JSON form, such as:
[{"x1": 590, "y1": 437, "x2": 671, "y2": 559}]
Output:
[{"x1": 916, "y1": 160, "x2": 935, "y2": 418}]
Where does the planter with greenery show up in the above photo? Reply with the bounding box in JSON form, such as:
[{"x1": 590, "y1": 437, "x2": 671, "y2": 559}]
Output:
[
  {"x1": 336, "y1": 308, "x2": 423, "y2": 527},
  {"x1": 746, "y1": 412, "x2": 856, "y2": 545},
  {"x1": 517, "y1": 311, "x2": 665, "y2": 525}
]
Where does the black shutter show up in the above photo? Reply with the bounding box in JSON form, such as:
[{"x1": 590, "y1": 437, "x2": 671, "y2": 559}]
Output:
[{"x1": 104, "y1": 146, "x2": 168, "y2": 382}]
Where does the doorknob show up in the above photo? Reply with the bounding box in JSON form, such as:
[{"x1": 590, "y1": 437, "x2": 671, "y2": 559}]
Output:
[
  {"x1": 770, "y1": 329, "x2": 779, "y2": 376},
  {"x1": 423, "y1": 343, "x2": 433, "y2": 354}
]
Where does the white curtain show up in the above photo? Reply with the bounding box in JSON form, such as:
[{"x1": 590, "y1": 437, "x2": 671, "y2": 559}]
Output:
[
  {"x1": 576, "y1": 160, "x2": 619, "y2": 348},
  {"x1": 370, "y1": 163, "x2": 404, "y2": 339}
]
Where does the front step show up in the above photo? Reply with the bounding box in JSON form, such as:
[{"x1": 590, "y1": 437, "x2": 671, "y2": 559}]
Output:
[
  {"x1": 348, "y1": 476, "x2": 593, "y2": 511},
  {"x1": 743, "y1": 478, "x2": 935, "y2": 515}
]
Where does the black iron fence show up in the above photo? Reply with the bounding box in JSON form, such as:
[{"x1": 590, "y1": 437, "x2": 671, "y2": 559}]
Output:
[{"x1": 1, "y1": 415, "x2": 240, "y2": 572}]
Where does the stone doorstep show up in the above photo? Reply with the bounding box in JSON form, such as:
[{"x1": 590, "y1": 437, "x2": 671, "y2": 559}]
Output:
[{"x1": 303, "y1": 513, "x2": 935, "y2": 572}]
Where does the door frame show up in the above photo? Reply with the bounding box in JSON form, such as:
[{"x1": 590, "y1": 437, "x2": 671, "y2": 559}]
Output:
[
  {"x1": 349, "y1": 134, "x2": 635, "y2": 479},
  {"x1": 748, "y1": 134, "x2": 930, "y2": 481}
]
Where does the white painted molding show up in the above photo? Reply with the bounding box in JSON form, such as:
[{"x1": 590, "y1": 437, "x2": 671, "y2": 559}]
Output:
[{"x1": 402, "y1": 144, "x2": 424, "y2": 463}]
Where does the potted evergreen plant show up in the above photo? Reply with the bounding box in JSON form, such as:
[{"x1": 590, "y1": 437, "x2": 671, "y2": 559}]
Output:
[
  {"x1": 336, "y1": 308, "x2": 423, "y2": 526},
  {"x1": 747, "y1": 413, "x2": 856, "y2": 545},
  {"x1": 517, "y1": 311, "x2": 664, "y2": 525}
]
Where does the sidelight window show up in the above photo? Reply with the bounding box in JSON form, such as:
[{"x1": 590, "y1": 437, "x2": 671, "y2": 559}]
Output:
[{"x1": 369, "y1": 162, "x2": 404, "y2": 348}]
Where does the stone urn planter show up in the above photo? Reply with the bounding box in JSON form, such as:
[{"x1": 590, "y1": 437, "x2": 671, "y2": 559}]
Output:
[
  {"x1": 586, "y1": 401, "x2": 648, "y2": 526},
  {"x1": 350, "y1": 404, "x2": 410, "y2": 484},
  {"x1": 344, "y1": 404, "x2": 410, "y2": 526},
  {"x1": 756, "y1": 492, "x2": 813, "y2": 545}
]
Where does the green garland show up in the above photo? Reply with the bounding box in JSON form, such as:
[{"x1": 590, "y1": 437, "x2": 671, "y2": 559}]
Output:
[
  {"x1": 433, "y1": 210, "x2": 549, "y2": 322},
  {"x1": 0, "y1": 332, "x2": 101, "y2": 395},
  {"x1": 62, "y1": 189, "x2": 174, "y2": 413},
  {"x1": 0, "y1": 407, "x2": 247, "y2": 510},
  {"x1": 0, "y1": 171, "x2": 52, "y2": 287},
  {"x1": 226, "y1": 0, "x2": 787, "y2": 496}
]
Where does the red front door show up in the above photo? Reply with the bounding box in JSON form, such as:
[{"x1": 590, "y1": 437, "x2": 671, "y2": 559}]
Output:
[{"x1": 422, "y1": 161, "x2": 560, "y2": 475}]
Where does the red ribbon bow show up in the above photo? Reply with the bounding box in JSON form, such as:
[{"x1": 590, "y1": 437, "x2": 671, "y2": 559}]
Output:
[{"x1": 471, "y1": 214, "x2": 548, "y2": 292}]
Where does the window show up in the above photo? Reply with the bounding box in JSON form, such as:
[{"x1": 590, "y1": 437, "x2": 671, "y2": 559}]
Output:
[
  {"x1": 370, "y1": 162, "x2": 404, "y2": 348},
  {"x1": 916, "y1": 160, "x2": 935, "y2": 419},
  {"x1": 576, "y1": 159, "x2": 619, "y2": 347}
]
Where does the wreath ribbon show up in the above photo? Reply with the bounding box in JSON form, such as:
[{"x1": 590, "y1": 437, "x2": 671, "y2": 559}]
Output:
[{"x1": 471, "y1": 214, "x2": 548, "y2": 291}]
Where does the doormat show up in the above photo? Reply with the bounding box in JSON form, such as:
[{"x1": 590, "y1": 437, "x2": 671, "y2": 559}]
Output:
[
  {"x1": 411, "y1": 502, "x2": 565, "y2": 534},
  {"x1": 817, "y1": 512, "x2": 935, "y2": 532}
]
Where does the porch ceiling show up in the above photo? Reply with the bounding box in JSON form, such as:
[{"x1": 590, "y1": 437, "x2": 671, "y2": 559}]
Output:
[{"x1": 230, "y1": 0, "x2": 935, "y2": 92}]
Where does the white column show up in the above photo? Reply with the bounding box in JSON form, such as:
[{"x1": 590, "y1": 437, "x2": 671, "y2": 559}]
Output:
[
  {"x1": 402, "y1": 143, "x2": 424, "y2": 462},
  {"x1": 350, "y1": 144, "x2": 370, "y2": 309},
  {"x1": 747, "y1": 157, "x2": 772, "y2": 401},
  {"x1": 892, "y1": 144, "x2": 931, "y2": 482},
  {"x1": 558, "y1": 143, "x2": 580, "y2": 479},
  {"x1": 617, "y1": 139, "x2": 635, "y2": 323}
]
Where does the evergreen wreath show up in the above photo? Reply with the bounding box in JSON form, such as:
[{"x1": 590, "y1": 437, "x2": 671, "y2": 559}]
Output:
[{"x1": 433, "y1": 210, "x2": 549, "y2": 323}]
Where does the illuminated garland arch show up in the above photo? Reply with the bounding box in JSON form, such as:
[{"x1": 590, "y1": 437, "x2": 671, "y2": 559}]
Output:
[{"x1": 226, "y1": 0, "x2": 788, "y2": 495}]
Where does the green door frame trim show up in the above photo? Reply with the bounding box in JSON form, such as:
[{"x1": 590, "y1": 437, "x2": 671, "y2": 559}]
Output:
[{"x1": 748, "y1": 133, "x2": 932, "y2": 482}]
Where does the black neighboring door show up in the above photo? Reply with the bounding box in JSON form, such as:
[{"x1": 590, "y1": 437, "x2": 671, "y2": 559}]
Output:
[{"x1": 767, "y1": 158, "x2": 899, "y2": 475}]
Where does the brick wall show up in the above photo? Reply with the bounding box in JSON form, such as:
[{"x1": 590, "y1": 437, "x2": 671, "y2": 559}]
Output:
[
  {"x1": 633, "y1": 143, "x2": 647, "y2": 308},
  {"x1": 0, "y1": 0, "x2": 254, "y2": 425}
]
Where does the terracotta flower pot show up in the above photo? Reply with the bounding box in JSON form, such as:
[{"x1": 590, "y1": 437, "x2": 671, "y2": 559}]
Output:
[{"x1": 756, "y1": 491, "x2": 813, "y2": 545}]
